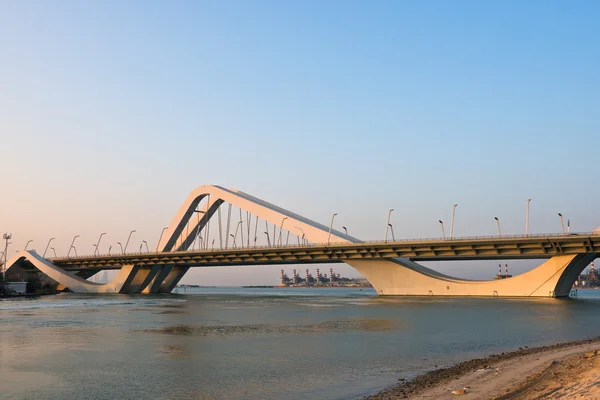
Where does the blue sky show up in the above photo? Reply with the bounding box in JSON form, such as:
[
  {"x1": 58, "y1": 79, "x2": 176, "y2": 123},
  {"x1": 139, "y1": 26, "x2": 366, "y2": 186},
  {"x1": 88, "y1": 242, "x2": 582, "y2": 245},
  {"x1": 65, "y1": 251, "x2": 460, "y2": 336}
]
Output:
[{"x1": 1, "y1": 1, "x2": 599, "y2": 284}]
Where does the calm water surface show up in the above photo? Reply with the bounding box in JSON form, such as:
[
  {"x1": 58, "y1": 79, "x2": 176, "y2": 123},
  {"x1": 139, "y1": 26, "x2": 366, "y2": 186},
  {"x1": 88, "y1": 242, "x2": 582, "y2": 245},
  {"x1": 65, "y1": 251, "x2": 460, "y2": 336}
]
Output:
[{"x1": 2, "y1": 288, "x2": 600, "y2": 399}]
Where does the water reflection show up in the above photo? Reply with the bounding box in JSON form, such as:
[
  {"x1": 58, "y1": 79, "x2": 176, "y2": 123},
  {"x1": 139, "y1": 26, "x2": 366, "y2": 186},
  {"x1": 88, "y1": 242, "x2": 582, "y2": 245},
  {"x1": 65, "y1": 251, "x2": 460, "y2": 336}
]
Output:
[{"x1": 3, "y1": 289, "x2": 600, "y2": 400}]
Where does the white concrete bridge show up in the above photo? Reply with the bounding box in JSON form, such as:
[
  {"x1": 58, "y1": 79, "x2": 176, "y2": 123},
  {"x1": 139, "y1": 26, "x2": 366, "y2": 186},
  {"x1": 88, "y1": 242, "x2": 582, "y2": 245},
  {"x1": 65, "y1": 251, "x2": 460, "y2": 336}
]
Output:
[{"x1": 5, "y1": 185, "x2": 600, "y2": 297}]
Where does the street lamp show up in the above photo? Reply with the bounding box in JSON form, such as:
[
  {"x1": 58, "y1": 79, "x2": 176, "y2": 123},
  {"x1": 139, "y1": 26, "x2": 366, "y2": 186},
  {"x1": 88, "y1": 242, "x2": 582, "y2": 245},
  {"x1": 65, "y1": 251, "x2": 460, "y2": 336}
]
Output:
[
  {"x1": 230, "y1": 233, "x2": 236, "y2": 248},
  {"x1": 438, "y1": 220, "x2": 446, "y2": 239},
  {"x1": 494, "y1": 217, "x2": 501, "y2": 237},
  {"x1": 343, "y1": 226, "x2": 348, "y2": 235},
  {"x1": 558, "y1": 213, "x2": 565, "y2": 235},
  {"x1": 51, "y1": 247, "x2": 57, "y2": 258},
  {"x1": 155, "y1": 227, "x2": 168, "y2": 252},
  {"x1": 108, "y1": 245, "x2": 112, "y2": 256},
  {"x1": 124, "y1": 230, "x2": 136, "y2": 253},
  {"x1": 278, "y1": 217, "x2": 288, "y2": 246},
  {"x1": 385, "y1": 209, "x2": 394, "y2": 242},
  {"x1": 117, "y1": 242, "x2": 124, "y2": 255},
  {"x1": 142, "y1": 240, "x2": 149, "y2": 252},
  {"x1": 43, "y1": 237, "x2": 55, "y2": 258},
  {"x1": 388, "y1": 224, "x2": 395, "y2": 241},
  {"x1": 264, "y1": 231, "x2": 271, "y2": 247},
  {"x1": 212, "y1": 239, "x2": 215, "y2": 250},
  {"x1": 94, "y1": 232, "x2": 106, "y2": 256},
  {"x1": 3, "y1": 233, "x2": 12, "y2": 279},
  {"x1": 327, "y1": 213, "x2": 338, "y2": 245},
  {"x1": 526, "y1": 199, "x2": 532, "y2": 236},
  {"x1": 70, "y1": 246, "x2": 78, "y2": 257},
  {"x1": 67, "y1": 235, "x2": 79, "y2": 258},
  {"x1": 25, "y1": 240, "x2": 33, "y2": 251},
  {"x1": 450, "y1": 204, "x2": 458, "y2": 240}
]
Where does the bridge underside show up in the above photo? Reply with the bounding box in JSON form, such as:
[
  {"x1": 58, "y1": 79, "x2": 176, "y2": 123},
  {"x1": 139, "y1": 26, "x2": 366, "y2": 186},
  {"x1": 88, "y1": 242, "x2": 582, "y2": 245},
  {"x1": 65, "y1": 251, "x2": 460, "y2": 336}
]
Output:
[{"x1": 347, "y1": 253, "x2": 598, "y2": 297}]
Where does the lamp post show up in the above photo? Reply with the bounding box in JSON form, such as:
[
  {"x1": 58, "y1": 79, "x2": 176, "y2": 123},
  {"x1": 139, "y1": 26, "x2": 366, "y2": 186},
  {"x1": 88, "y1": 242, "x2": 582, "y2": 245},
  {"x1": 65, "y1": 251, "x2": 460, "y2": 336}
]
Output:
[
  {"x1": 388, "y1": 223, "x2": 395, "y2": 241},
  {"x1": 124, "y1": 230, "x2": 136, "y2": 253},
  {"x1": 212, "y1": 239, "x2": 215, "y2": 250},
  {"x1": 25, "y1": 240, "x2": 33, "y2": 251},
  {"x1": 155, "y1": 227, "x2": 168, "y2": 252},
  {"x1": 142, "y1": 240, "x2": 149, "y2": 252},
  {"x1": 526, "y1": 198, "x2": 532, "y2": 236},
  {"x1": 108, "y1": 245, "x2": 112, "y2": 256},
  {"x1": 343, "y1": 226, "x2": 348, "y2": 235},
  {"x1": 230, "y1": 233, "x2": 236, "y2": 248},
  {"x1": 198, "y1": 236, "x2": 204, "y2": 249},
  {"x1": 67, "y1": 235, "x2": 79, "y2": 258},
  {"x1": 494, "y1": 217, "x2": 501, "y2": 237},
  {"x1": 3, "y1": 233, "x2": 12, "y2": 280},
  {"x1": 438, "y1": 220, "x2": 446, "y2": 239},
  {"x1": 233, "y1": 221, "x2": 242, "y2": 248},
  {"x1": 327, "y1": 213, "x2": 338, "y2": 245},
  {"x1": 450, "y1": 204, "x2": 458, "y2": 240},
  {"x1": 558, "y1": 213, "x2": 565, "y2": 235},
  {"x1": 70, "y1": 246, "x2": 78, "y2": 257},
  {"x1": 94, "y1": 232, "x2": 106, "y2": 256},
  {"x1": 43, "y1": 237, "x2": 55, "y2": 258},
  {"x1": 193, "y1": 209, "x2": 206, "y2": 250},
  {"x1": 117, "y1": 242, "x2": 124, "y2": 255},
  {"x1": 278, "y1": 217, "x2": 288, "y2": 246},
  {"x1": 264, "y1": 231, "x2": 271, "y2": 247},
  {"x1": 51, "y1": 247, "x2": 57, "y2": 258},
  {"x1": 385, "y1": 209, "x2": 394, "y2": 242}
]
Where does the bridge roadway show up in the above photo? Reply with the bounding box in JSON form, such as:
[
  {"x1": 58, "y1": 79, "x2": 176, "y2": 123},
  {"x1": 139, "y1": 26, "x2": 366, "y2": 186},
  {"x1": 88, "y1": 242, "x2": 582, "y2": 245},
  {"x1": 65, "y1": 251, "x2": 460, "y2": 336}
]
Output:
[{"x1": 51, "y1": 232, "x2": 600, "y2": 270}]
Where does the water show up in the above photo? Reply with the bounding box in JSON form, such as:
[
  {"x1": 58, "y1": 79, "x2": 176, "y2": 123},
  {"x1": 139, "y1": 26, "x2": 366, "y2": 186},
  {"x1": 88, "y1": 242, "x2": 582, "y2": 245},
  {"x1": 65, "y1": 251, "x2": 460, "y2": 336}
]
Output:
[{"x1": 3, "y1": 288, "x2": 600, "y2": 399}]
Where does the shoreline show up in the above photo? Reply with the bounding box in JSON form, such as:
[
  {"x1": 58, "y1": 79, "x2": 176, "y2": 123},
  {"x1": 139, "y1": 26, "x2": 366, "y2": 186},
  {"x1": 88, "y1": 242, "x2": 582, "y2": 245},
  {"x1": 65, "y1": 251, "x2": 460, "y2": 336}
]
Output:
[{"x1": 365, "y1": 336, "x2": 600, "y2": 399}]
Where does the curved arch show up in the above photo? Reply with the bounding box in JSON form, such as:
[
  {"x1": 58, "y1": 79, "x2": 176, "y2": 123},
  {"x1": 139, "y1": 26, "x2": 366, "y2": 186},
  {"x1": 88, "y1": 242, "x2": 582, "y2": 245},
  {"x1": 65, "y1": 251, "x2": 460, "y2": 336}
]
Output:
[
  {"x1": 5, "y1": 251, "x2": 144, "y2": 294},
  {"x1": 159, "y1": 185, "x2": 359, "y2": 252}
]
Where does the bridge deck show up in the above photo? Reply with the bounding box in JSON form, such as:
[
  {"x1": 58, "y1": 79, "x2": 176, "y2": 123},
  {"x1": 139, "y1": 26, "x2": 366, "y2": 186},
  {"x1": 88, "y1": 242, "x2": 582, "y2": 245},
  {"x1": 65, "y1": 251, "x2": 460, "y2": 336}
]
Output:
[{"x1": 48, "y1": 233, "x2": 600, "y2": 270}]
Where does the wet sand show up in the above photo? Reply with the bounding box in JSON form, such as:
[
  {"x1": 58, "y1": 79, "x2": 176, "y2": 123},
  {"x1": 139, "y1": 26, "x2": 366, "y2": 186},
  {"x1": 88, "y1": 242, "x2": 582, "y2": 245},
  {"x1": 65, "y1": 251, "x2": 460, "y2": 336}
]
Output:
[{"x1": 366, "y1": 337, "x2": 600, "y2": 399}]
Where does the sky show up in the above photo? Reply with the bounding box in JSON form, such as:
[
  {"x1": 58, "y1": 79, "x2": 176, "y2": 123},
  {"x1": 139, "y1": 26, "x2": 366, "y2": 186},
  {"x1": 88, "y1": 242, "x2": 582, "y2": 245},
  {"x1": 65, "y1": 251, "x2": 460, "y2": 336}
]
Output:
[{"x1": 0, "y1": 0, "x2": 599, "y2": 285}]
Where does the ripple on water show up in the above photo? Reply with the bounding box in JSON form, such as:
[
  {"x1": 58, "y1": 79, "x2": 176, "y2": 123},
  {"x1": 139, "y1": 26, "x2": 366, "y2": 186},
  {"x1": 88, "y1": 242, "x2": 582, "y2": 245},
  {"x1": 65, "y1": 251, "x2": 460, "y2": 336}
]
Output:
[{"x1": 139, "y1": 318, "x2": 399, "y2": 337}]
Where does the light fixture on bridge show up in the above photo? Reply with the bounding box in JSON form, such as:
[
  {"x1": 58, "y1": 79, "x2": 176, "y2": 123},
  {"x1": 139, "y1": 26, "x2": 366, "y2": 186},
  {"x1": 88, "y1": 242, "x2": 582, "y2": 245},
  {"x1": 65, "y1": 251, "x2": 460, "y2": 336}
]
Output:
[
  {"x1": 385, "y1": 209, "x2": 394, "y2": 242},
  {"x1": 526, "y1": 199, "x2": 532, "y2": 236},
  {"x1": 67, "y1": 235, "x2": 79, "y2": 258},
  {"x1": 558, "y1": 213, "x2": 565, "y2": 235},
  {"x1": 3, "y1": 233, "x2": 12, "y2": 279},
  {"x1": 124, "y1": 230, "x2": 136, "y2": 253},
  {"x1": 494, "y1": 217, "x2": 501, "y2": 237},
  {"x1": 155, "y1": 227, "x2": 168, "y2": 252},
  {"x1": 450, "y1": 204, "x2": 458, "y2": 239},
  {"x1": 438, "y1": 220, "x2": 446, "y2": 240},
  {"x1": 43, "y1": 237, "x2": 55, "y2": 258},
  {"x1": 94, "y1": 233, "x2": 106, "y2": 256},
  {"x1": 327, "y1": 213, "x2": 338, "y2": 245},
  {"x1": 25, "y1": 239, "x2": 33, "y2": 251}
]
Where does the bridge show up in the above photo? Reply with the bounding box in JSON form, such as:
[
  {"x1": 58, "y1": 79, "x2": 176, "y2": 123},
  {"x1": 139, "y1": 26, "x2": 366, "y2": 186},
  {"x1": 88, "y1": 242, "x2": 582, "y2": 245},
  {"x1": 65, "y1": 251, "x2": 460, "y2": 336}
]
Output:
[{"x1": 5, "y1": 185, "x2": 600, "y2": 297}]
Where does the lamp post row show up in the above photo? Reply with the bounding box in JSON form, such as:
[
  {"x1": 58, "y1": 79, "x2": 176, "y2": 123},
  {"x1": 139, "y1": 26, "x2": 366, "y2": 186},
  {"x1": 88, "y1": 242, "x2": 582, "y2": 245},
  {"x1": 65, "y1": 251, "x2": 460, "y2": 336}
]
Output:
[{"x1": 1, "y1": 197, "x2": 575, "y2": 265}]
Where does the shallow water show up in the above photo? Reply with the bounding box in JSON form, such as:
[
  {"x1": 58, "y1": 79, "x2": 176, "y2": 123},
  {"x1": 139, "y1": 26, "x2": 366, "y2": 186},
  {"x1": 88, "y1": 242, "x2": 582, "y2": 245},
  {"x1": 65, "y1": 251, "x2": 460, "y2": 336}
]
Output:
[{"x1": 2, "y1": 288, "x2": 600, "y2": 399}]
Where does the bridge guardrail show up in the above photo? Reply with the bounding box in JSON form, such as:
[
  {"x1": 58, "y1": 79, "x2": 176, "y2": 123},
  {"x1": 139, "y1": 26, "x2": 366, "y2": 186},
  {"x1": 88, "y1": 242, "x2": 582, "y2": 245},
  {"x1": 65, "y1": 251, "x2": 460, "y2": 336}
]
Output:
[{"x1": 49, "y1": 231, "x2": 600, "y2": 261}]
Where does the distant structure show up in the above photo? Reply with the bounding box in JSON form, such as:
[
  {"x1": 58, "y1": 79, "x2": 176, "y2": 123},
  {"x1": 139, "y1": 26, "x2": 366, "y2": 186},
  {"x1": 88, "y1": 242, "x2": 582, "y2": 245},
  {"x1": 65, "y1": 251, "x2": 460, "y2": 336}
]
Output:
[
  {"x1": 494, "y1": 264, "x2": 513, "y2": 280},
  {"x1": 279, "y1": 268, "x2": 371, "y2": 287}
]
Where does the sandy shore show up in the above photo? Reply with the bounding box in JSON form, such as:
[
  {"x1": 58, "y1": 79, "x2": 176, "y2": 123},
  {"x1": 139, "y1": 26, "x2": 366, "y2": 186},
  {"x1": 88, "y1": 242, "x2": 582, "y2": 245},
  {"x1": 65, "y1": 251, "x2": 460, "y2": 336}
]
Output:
[{"x1": 366, "y1": 337, "x2": 600, "y2": 399}]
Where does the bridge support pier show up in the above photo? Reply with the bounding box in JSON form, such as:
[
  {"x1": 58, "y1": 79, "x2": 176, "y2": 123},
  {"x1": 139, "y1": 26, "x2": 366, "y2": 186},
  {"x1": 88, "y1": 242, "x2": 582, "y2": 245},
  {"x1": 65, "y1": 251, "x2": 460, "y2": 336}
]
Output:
[{"x1": 346, "y1": 253, "x2": 597, "y2": 297}]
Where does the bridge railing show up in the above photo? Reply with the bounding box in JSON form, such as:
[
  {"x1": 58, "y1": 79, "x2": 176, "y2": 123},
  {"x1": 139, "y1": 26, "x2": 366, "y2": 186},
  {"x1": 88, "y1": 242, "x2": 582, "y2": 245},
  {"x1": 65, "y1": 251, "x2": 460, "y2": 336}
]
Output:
[{"x1": 51, "y1": 231, "x2": 600, "y2": 260}]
